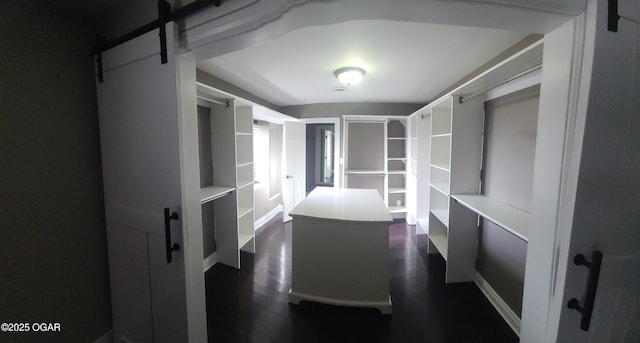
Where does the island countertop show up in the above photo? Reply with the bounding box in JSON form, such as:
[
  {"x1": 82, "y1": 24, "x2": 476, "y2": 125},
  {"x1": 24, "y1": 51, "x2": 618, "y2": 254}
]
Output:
[{"x1": 289, "y1": 187, "x2": 393, "y2": 223}]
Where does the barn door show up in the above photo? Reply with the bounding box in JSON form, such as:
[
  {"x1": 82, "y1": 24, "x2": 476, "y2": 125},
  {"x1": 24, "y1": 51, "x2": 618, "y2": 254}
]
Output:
[
  {"x1": 554, "y1": 1, "x2": 640, "y2": 341},
  {"x1": 96, "y1": 23, "x2": 205, "y2": 342}
]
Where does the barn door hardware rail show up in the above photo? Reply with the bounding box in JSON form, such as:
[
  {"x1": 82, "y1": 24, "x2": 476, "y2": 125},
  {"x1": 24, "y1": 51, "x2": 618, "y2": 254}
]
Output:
[
  {"x1": 608, "y1": 0, "x2": 620, "y2": 32},
  {"x1": 567, "y1": 250, "x2": 603, "y2": 331},
  {"x1": 92, "y1": 0, "x2": 222, "y2": 82}
]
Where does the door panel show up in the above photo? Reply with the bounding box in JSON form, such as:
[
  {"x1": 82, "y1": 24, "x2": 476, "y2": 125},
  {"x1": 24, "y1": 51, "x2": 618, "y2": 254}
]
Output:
[
  {"x1": 107, "y1": 225, "x2": 153, "y2": 343},
  {"x1": 97, "y1": 24, "x2": 190, "y2": 342},
  {"x1": 283, "y1": 121, "x2": 306, "y2": 221},
  {"x1": 556, "y1": 1, "x2": 640, "y2": 341}
]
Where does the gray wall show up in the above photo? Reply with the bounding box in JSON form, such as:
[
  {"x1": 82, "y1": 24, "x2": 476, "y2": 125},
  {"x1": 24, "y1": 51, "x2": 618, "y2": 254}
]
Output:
[
  {"x1": 0, "y1": 1, "x2": 112, "y2": 342},
  {"x1": 477, "y1": 85, "x2": 540, "y2": 317},
  {"x1": 197, "y1": 106, "x2": 217, "y2": 257}
]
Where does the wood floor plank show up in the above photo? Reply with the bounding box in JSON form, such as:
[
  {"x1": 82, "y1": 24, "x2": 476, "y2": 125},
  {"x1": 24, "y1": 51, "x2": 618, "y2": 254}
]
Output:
[{"x1": 205, "y1": 215, "x2": 518, "y2": 343}]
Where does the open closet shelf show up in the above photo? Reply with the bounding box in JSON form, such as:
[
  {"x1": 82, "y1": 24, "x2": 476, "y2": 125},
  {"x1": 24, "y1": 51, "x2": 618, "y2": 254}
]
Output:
[
  {"x1": 388, "y1": 188, "x2": 407, "y2": 194},
  {"x1": 238, "y1": 233, "x2": 253, "y2": 250},
  {"x1": 429, "y1": 234, "x2": 448, "y2": 261},
  {"x1": 200, "y1": 186, "x2": 235, "y2": 204},
  {"x1": 430, "y1": 209, "x2": 449, "y2": 228},
  {"x1": 430, "y1": 183, "x2": 449, "y2": 196},
  {"x1": 238, "y1": 207, "x2": 253, "y2": 219},
  {"x1": 237, "y1": 181, "x2": 254, "y2": 190},
  {"x1": 430, "y1": 163, "x2": 450, "y2": 172},
  {"x1": 388, "y1": 206, "x2": 407, "y2": 213},
  {"x1": 451, "y1": 194, "x2": 529, "y2": 241},
  {"x1": 345, "y1": 170, "x2": 386, "y2": 175}
]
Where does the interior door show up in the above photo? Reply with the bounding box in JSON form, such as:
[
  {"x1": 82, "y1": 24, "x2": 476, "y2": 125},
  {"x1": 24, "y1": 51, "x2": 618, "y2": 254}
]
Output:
[
  {"x1": 283, "y1": 121, "x2": 306, "y2": 221},
  {"x1": 97, "y1": 24, "x2": 194, "y2": 342},
  {"x1": 554, "y1": 1, "x2": 640, "y2": 341}
]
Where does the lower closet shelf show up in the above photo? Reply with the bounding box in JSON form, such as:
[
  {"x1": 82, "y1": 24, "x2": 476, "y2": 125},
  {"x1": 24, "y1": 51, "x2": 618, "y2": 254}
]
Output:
[
  {"x1": 429, "y1": 234, "x2": 448, "y2": 260},
  {"x1": 238, "y1": 233, "x2": 253, "y2": 249}
]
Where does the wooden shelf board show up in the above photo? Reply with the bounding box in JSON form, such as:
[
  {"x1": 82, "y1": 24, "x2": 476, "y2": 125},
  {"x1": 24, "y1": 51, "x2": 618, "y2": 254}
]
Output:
[
  {"x1": 432, "y1": 133, "x2": 452, "y2": 138},
  {"x1": 388, "y1": 206, "x2": 407, "y2": 213},
  {"x1": 431, "y1": 209, "x2": 449, "y2": 228},
  {"x1": 388, "y1": 188, "x2": 406, "y2": 194},
  {"x1": 238, "y1": 207, "x2": 253, "y2": 219},
  {"x1": 237, "y1": 162, "x2": 253, "y2": 168},
  {"x1": 387, "y1": 157, "x2": 407, "y2": 161},
  {"x1": 388, "y1": 137, "x2": 407, "y2": 140},
  {"x1": 200, "y1": 186, "x2": 235, "y2": 204},
  {"x1": 429, "y1": 234, "x2": 448, "y2": 261},
  {"x1": 430, "y1": 183, "x2": 450, "y2": 196},
  {"x1": 237, "y1": 181, "x2": 254, "y2": 189},
  {"x1": 452, "y1": 194, "x2": 529, "y2": 241},
  {"x1": 345, "y1": 170, "x2": 386, "y2": 175},
  {"x1": 388, "y1": 171, "x2": 407, "y2": 175},
  {"x1": 236, "y1": 132, "x2": 251, "y2": 136},
  {"x1": 430, "y1": 163, "x2": 450, "y2": 172},
  {"x1": 238, "y1": 233, "x2": 254, "y2": 249}
]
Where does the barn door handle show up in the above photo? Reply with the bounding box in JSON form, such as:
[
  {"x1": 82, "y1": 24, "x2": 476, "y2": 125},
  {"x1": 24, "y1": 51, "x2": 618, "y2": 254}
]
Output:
[
  {"x1": 164, "y1": 208, "x2": 180, "y2": 263},
  {"x1": 567, "y1": 250, "x2": 603, "y2": 331}
]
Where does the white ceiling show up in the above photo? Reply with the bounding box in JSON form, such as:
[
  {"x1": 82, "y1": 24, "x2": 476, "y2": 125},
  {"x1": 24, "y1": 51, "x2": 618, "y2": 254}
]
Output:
[{"x1": 197, "y1": 20, "x2": 529, "y2": 107}]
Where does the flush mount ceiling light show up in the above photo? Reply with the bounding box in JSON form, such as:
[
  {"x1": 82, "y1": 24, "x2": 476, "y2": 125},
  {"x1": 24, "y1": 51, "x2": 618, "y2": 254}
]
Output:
[{"x1": 334, "y1": 67, "x2": 366, "y2": 86}]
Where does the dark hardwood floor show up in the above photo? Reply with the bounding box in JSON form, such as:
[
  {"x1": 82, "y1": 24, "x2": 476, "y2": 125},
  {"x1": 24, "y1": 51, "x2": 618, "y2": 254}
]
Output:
[{"x1": 205, "y1": 214, "x2": 518, "y2": 343}]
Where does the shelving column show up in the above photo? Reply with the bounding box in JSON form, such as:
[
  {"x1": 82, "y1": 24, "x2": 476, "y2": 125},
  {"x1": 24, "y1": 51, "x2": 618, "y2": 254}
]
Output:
[
  {"x1": 386, "y1": 117, "x2": 408, "y2": 217},
  {"x1": 427, "y1": 95, "x2": 483, "y2": 283},
  {"x1": 235, "y1": 106, "x2": 255, "y2": 254},
  {"x1": 415, "y1": 108, "x2": 431, "y2": 234},
  {"x1": 428, "y1": 97, "x2": 452, "y2": 260},
  {"x1": 206, "y1": 98, "x2": 241, "y2": 269}
]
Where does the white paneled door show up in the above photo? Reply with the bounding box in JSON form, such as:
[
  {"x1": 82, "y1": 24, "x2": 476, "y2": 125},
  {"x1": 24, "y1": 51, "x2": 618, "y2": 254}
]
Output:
[
  {"x1": 554, "y1": 1, "x2": 640, "y2": 342},
  {"x1": 283, "y1": 121, "x2": 306, "y2": 221},
  {"x1": 96, "y1": 23, "x2": 205, "y2": 342}
]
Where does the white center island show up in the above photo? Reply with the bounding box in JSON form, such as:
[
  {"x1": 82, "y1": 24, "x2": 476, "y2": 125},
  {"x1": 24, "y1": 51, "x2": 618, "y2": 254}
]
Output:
[{"x1": 288, "y1": 187, "x2": 394, "y2": 314}]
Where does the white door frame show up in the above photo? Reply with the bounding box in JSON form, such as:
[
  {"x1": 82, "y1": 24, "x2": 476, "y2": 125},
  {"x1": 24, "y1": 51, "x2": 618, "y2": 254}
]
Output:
[
  {"x1": 175, "y1": 1, "x2": 614, "y2": 342},
  {"x1": 302, "y1": 117, "x2": 341, "y2": 189}
]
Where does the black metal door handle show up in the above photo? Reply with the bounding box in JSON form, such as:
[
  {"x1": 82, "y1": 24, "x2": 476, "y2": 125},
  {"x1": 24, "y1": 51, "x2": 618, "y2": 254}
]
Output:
[
  {"x1": 567, "y1": 250, "x2": 603, "y2": 331},
  {"x1": 164, "y1": 208, "x2": 180, "y2": 263}
]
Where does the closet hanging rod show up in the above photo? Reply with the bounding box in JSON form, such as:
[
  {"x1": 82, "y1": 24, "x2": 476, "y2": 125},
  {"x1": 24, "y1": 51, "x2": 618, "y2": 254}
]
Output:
[
  {"x1": 420, "y1": 113, "x2": 431, "y2": 120},
  {"x1": 459, "y1": 64, "x2": 542, "y2": 104},
  {"x1": 197, "y1": 94, "x2": 229, "y2": 107}
]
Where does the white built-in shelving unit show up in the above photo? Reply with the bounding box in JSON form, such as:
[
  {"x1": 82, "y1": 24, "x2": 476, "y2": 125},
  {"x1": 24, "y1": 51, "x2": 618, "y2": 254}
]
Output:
[
  {"x1": 386, "y1": 117, "x2": 407, "y2": 216},
  {"x1": 235, "y1": 106, "x2": 255, "y2": 254},
  {"x1": 426, "y1": 93, "x2": 484, "y2": 283},
  {"x1": 196, "y1": 83, "x2": 256, "y2": 269},
  {"x1": 343, "y1": 116, "x2": 409, "y2": 218},
  {"x1": 405, "y1": 39, "x2": 542, "y2": 286}
]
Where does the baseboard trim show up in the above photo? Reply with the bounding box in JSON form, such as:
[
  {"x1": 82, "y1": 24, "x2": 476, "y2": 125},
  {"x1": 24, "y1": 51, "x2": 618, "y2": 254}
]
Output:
[
  {"x1": 474, "y1": 272, "x2": 521, "y2": 336},
  {"x1": 93, "y1": 329, "x2": 113, "y2": 343},
  {"x1": 203, "y1": 252, "x2": 218, "y2": 272},
  {"x1": 255, "y1": 204, "x2": 283, "y2": 232}
]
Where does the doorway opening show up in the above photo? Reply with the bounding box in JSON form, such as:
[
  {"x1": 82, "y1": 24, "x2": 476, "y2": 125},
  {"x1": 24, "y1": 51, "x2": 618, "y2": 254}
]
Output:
[{"x1": 306, "y1": 123, "x2": 335, "y2": 194}]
